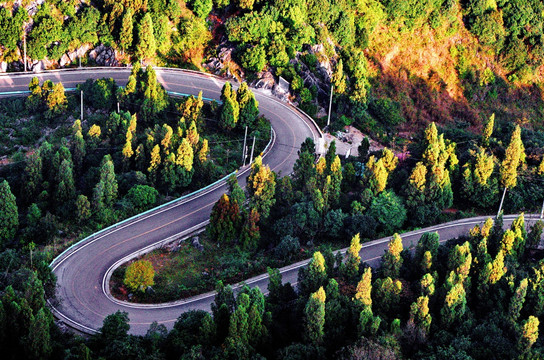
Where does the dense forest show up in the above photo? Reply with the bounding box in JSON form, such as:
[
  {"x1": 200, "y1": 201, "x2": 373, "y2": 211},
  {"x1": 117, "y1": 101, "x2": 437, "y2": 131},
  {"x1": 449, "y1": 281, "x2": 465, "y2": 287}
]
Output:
[{"x1": 2, "y1": 0, "x2": 544, "y2": 359}]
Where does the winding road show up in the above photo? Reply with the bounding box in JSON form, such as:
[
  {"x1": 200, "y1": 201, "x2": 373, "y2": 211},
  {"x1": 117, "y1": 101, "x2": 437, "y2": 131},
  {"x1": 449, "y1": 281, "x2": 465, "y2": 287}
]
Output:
[{"x1": 0, "y1": 68, "x2": 539, "y2": 336}]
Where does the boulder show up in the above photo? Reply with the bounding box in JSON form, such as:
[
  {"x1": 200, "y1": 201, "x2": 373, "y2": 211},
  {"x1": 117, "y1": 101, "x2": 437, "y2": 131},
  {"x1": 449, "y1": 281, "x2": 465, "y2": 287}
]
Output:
[
  {"x1": 32, "y1": 60, "x2": 43, "y2": 73},
  {"x1": 0, "y1": 62, "x2": 7, "y2": 73},
  {"x1": 191, "y1": 236, "x2": 204, "y2": 252},
  {"x1": 59, "y1": 54, "x2": 70, "y2": 67}
]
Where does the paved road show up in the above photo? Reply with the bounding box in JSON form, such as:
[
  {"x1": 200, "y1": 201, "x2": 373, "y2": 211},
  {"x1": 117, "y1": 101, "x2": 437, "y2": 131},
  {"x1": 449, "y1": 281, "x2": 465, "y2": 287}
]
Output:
[{"x1": 0, "y1": 69, "x2": 539, "y2": 336}]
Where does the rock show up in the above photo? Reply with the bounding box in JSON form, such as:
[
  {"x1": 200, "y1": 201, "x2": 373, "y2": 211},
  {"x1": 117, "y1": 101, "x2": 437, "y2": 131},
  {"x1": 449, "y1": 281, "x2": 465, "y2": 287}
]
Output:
[
  {"x1": 60, "y1": 54, "x2": 70, "y2": 67},
  {"x1": 191, "y1": 236, "x2": 204, "y2": 252},
  {"x1": 0, "y1": 62, "x2": 7, "y2": 73},
  {"x1": 33, "y1": 60, "x2": 43, "y2": 73}
]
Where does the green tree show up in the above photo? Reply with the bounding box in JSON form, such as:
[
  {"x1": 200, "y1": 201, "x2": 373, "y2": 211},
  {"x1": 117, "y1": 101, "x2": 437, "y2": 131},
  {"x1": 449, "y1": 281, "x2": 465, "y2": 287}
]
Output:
[
  {"x1": 520, "y1": 316, "x2": 539, "y2": 352},
  {"x1": 192, "y1": 0, "x2": 213, "y2": 18},
  {"x1": 368, "y1": 190, "x2": 407, "y2": 235},
  {"x1": 298, "y1": 251, "x2": 328, "y2": 296},
  {"x1": 75, "y1": 195, "x2": 91, "y2": 223},
  {"x1": 344, "y1": 233, "x2": 362, "y2": 279},
  {"x1": 409, "y1": 296, "x2": 432, "y2": 335},
  {"x1": 240, "y1": 208, "x2": 260, "y2": 251},
  {"x1": 126, "y1": 185, "x2": 158, "y2": 212},
  {"x1": 22, "y1": 152, "x2": 43, "y2": 203},
  {"x1": 136, "y1": 13, "x2": 156, "y2": 59},
  {"x1": 374, "y1": 277, "x2": 402, "y2": 314},
  {"x1": 440, "y1": 277, "x2": 467, "y2": 327},
  {"x1": 482, "y1": 113, "x2": 495, "y2": 147},
  {"x1": 509, "y1": 278, "x2": 528, "y2": 323},
  {"x1": 220, "y1": 82, "x2": 239, "y2": 131},
  {"x1": 98, "y1": 155, "x2": 118, "y2": 207},
  {"x1": 237, "y1": 82, "x2": 259, "y2": 130},
  {"x1": 247, "y1": 155, "x2": 276, "y2": 219},
  {"x1": 0, "y1": 180, "x2": 19, "y2": 246},
  {"x1": 119, "y1": 8, "x2": 134, "y2": 53},
  {"x1": 45, "y1": 83, "x2": 67, "y2": 119},
  {"x1": 304, "y1": 287, "x2": 326, "y2": 345},
  {"x1": 124, "y1": 259, "x2": 155, "y2": 292},
  {"x1": 26, "y1": 307, "x2": 52, "y2": 360},
  {"x1": 500, "y1": 125, "x2": 525, "y2": 189},
  {"x1": 56, "y1": 159, "x2": 76, "y2": 204}
]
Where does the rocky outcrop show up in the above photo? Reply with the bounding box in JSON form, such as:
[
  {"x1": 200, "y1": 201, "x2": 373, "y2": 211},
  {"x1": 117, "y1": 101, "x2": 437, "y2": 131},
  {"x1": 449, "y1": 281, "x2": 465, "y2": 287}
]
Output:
[
  {"x1": 89, "y1": 44, "x2": 119, "y2": 67},
  {"x1": 59, "y1": 43, "x2": 92, "y2": 67}
]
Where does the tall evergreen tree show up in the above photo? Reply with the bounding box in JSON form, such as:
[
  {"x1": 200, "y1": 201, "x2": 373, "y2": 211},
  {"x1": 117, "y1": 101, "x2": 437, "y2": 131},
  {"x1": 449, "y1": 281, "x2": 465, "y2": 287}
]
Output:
[
  {"x1": 219, "y1": 82, "x2": 239, "y2": 131},
  {"x1": 500, "y1": 125, "x2": 525, "y2": 189},
  {"x1": 136, "y1": 13, "x2": 156, "y2": 59},
  {"x1": 247, "y1": 155, "x2": 276, "y2": 219},
  {"x1": 0, "y1": 180, "x2": 18, "y2": 246},
  {"x1": 119, "y1": 8, "x2": 134, "y2": 53},
  {"x1": 304, "y1": 287, "x2": 326, "y2": 345},
  {"x1": 381, "y1": 233, "x2": 404, "y2": 278}
]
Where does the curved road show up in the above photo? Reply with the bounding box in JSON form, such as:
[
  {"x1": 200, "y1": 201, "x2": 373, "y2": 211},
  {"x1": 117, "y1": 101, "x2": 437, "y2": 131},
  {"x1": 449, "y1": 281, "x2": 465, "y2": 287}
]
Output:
[{"x1": 0, "y1": 69, "x2": 539, "y2": 336}]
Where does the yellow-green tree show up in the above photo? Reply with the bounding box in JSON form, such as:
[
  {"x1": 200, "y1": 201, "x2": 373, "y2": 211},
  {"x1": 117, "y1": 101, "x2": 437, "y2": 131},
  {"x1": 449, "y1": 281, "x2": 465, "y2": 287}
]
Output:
[
  {"x1": 344, "y1": 233, "x2": 362, "y2": 279},
  {"x1": 482, "y1": 113, "x2": 495, "y2": 147},
  {"x1": 247, "y1": 155, "x2": 276, "y2": 219},
  {"x1": 124, "y1": 259, "x2": 155, "y2": 292},
  {"x1": 354, "y1": 267, "x2": 372, "y2": 307},
  {"x1": 304, "y1": 287, "x2": 326, "y2": 345},
  {"x1": 520, "y1": 316, "x2": 539, "y2": 352},
  {"x1": 500, "y1": 125, "x2": 525, "y2": 189},
  {"x1": 381, "y1": 233, "x2": 404, "y2": 278},
  {"x1": 409, "y1": 296, "x2": 432, "y2": 335}
]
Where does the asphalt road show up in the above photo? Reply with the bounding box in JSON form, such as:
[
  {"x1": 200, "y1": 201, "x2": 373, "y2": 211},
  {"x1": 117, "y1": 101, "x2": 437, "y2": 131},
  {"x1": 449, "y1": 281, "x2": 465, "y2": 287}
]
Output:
[{"x1": 0, "y1": 68, "x2": 538, "y2": 336}]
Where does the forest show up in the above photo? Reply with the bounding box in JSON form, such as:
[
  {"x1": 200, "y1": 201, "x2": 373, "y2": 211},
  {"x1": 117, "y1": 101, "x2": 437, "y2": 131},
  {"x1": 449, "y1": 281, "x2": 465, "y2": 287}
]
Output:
[{"x1": 2, "y1": 0, "x2": 544, "y2": 359}]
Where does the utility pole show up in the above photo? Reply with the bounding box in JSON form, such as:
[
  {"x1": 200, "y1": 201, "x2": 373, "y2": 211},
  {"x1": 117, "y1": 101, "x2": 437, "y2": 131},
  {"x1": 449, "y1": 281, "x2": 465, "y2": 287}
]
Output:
[
  {"x1": 23, "y1": 25, "x2": 27, "y2": 72},
  {"x1": 242, "y1": 126, "x2": 248, "y2": 166},
  {"x1": 327, "y1": 84, "x2": 334, "y2": 127},
  {"x1": 540, "y1": 197, "x2": 544, "y2": 219},
  {"x1": 80, "y1": 91, "x2": 84, "y2": 121},
  {"x1": 497, "y1": 187, "x2": 507, "y2": 218},
  {"x1": 79, "y1": 54, "x2": 81, "y2": 68},
  {"x1": 249, "y1": 136, "x2": 256, "y2": 164},
  {"x1": 117, "y1": 102, "x2": 120, "y2": 113}
]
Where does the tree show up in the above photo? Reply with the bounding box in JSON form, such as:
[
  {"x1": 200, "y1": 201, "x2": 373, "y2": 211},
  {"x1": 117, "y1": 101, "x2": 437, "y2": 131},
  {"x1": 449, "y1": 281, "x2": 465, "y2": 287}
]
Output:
[
  {"x1": 440, "y1": 278, "x2": 467, "y2": 327},
  {"x1": 509, "y1": 278, "x2": 528, "y2": 323},
  {"x1": 298, "y1": 251, "x2": 328, "y2": 296},
  {"x1": 98, "y1": 155, "x2": 118, "y2": 207},
  {"x1": 247, "y1": 155, "x2": 276, "y2": 219},
  {"x1": 72, "y1": 129, "x2": 86, "y2": 174},
  {"x1": 381, "y1": 233, "x2": 404, "y2": 278},
  {"x1": 482, "y1": 113, "x2": 495, "y2": 147},
  {"x1": 220, "y1": 82, "x2": 239, "y2": 131},
  {"x1": 124, "y1": 259, "x2": 155, "y2": 292},
  {"x1": 22, "y1": 152, "x2": 43, "y2": 202},
  {"x1": 26, "y1": 307, "x2": 52, "y2": 359},
  {"x1": 119, "y1": 8, "x2": 134, "y2": 53},
  {"x1": 368, "y1": 190, "x2": 407, "y2": 234},
  {"x1": 56, "y1": 159, "x2": 76, "y2": 204},
  {"x1": 304, "y1": 287, "x2": 326, "y2": 345},
  {"x1": 0, "y1": 180, "x2": 18, "y2": 246},
  {"x1": 409, "y1": 296, "x2": 432, "y2": 335},
  {"x1": 237, "y1": 82, "x2": 259, "y2": 130},
  {"x1": 75, "y1": 195, "x2": 91, "y2": 223},
  {"x1": 45, "y1": 83, "x2": 67, "y2": 119},
  {"x1": 240, "y1": 208, "x2": 260, "y2": 251},
  {"x1": 192, "y1": 0, "x2": 213, "y2": 18},
  {"x1": 520, "y1": 316, "x2": 539, "y2": 352},
  {"x1": 136, "y1": 13, "x2": 156, "y2": 59},
  {"x1": 354, "y1": 267, "x2": 372, "y2": 307},
  {"x1": 126, "y1": 185, "x2": 158, "y2": 212},
  {"x1": 500, "y1": 125, "x2": 525, "y2": 189},
  {"x1": 199, "y1": 139, "x2": 209, "y2": 163},
  {"x1": 344, "y1": 233, "x2": 362, "y2": 279},
  {"x1": 209, "y1": 194, "x2": 241, "y2": 244}
]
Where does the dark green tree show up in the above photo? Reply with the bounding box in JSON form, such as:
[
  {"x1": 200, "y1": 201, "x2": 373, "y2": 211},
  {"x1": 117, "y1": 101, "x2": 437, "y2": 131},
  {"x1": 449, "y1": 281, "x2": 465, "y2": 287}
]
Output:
[{"x1": 0, "y1": 180, "x2": 18, "y2": 246}]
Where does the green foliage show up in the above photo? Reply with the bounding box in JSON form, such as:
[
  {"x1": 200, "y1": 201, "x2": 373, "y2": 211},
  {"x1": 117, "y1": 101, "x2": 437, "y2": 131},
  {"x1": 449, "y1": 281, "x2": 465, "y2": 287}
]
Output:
[
  {"x1": 368, "y1": 190, "x2": 407, "y2": 235},
  {"x1": 0, "y1": 180, "x2": 18, "y2": 246},
  {"x1": 126, "y1": 185, "x2": 159, "y2": 212},
  {"x1": 124, "y1": 259, "x2": 155, "y2": 292},
  {"x1": 136, "y1": 13, "x2": 156, "y2": 60}
]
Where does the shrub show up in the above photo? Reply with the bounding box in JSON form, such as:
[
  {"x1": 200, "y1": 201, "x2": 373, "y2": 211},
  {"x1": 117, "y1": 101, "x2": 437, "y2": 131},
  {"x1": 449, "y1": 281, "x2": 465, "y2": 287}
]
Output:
[{"x1": 124, "y1": 259, "x2": 155, "y2": 292}]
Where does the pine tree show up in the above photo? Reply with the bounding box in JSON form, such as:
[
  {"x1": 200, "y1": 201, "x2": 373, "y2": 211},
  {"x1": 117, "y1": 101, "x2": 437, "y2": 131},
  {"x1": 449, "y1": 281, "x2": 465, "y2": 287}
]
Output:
[
  {"x1": 447, "y1": 241, "x2": 472, "y2": 283},
  {"x1": 298, "y1": 251, "x2": 328, "y2": 296},
  {"x1": 72, "y1": 129, "x2": 86, "y2": 174},
  {"x1": 186, "y1": 121, "x2": 199, "y2": 147},
  {"x1": 22, "y1": 152, "x2": 43, "y2": 202},
  {"x1": 482, "y1": 113, "x2": 495, "y2": 147},
  {"x1": 420, "y1": 273, "x2": 436, "y2": 296},
  {"x1": 237, "y1": 82, "x2": 259, "y2": 130},
  {"x1": 374, "y1": 277, "x2": 402, "y2": 314},
  {"x1": 247, "y1": 155, "x2": 276, "y2": 219},
  {"x1": 409, "y1": 296, "x2": 432, "y2": 335},
  {"x1": 344, "y1": 233, "x2": 362, "y2": 279},
  {"x1": 75, "y1": 194, "x2": 91, "y2": 223},
  {"x1": 98, "y1": 155, "x2": 118, "y2": 207},
  {"x1": 56, "y1": 159, "x2": 76, "y2": 203},
  {"x1": 500, "y1": 125, "x2": 525, "y2": 189},
  {"x1": 509, "y1": 278, "x2": 528, "y2": 323},
  {"x1": 520, "y1": 316, "x2": 539, "y2": 352},
  {"x1": 26, "y1": 308, "x2": 52, "y2": 359},
  {"x1": 209, "y1": 194, "x2": 241, "y2": 244},
  {"x1": 332, "y1": 59, "x2": 347, "y2": 94},
  {"x1": 148, "y1": 144, "x2": 162, "y2": 178},
  {"x1": 0, "y1": 180, "x2": 18, "y2": 245},
  {"x1": 382, "y1": 233, "x2": 404, "y2": 278},
  {"x1": 240, "y1": 208, "x2": 260, "y2": 251},
  {"x1": 136, "y1": 13, "x2": 156, "y2": 59},
  {"x1": 199, "y1": 139, "x2": 209, "y2": 163},
  {"x1": 354, "y1": 267, "x2": 372, "y2": 307},
  {"x1": 220, "y1": 82, "x2": 239, "y2": 130},
  {"x1": 329, "y1": 155, "x2": 342, "y2": 206},
  {"x1": 441, "y1": 278, "x2": 467, "y2": 327},
  {"x1": 119, "y1": 8, "x2": 134, "y2": 53},
  {"x1": 304, "y1": 287, "x2": 326, "y2": 345},
  {"x1": 45, "y1": 83, "x2": 67, "y2": 119}
]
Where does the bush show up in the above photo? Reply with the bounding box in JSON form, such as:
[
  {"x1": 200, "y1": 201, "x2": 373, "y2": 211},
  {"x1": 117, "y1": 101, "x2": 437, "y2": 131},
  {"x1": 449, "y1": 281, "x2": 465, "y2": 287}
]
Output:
[
  {"x1": 368, "y1": 97, "x2": 405, "y2": 127},
  {"x1": 126, "y1": 184, "x2": 158, "y2": 212},
  {"x1": 124, "y1": 259, "x2": 155, "y2": 292},
  {"x1": 275, "y1": 235, "x2": 300, "y2": 261},
  {"x1": 368, "y1": 190, "x2": 407, "y2": 235}
]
